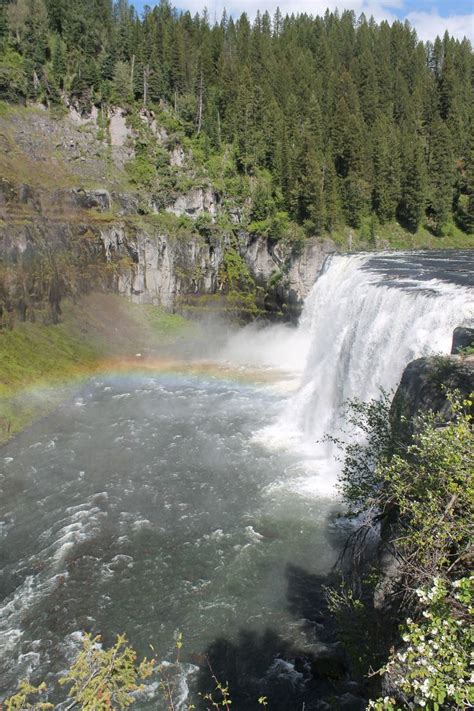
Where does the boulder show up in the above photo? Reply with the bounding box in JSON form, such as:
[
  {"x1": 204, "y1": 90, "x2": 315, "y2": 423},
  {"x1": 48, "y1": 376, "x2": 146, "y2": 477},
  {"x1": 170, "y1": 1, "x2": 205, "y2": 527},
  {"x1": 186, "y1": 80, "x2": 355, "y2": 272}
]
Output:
[
  {"x1": 390, "y1": 349, "x2": 474, "y2": 443},
  {"x1": 451, "y1": 326, "x2": 474, "y2": 354}
]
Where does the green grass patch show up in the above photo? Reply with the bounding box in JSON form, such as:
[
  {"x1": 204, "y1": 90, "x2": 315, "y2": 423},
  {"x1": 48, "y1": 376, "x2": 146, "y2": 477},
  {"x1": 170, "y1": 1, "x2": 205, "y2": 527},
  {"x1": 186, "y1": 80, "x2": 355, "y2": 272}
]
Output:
[
  {"x1": 328, "y1": 218, "x2": 474, "y2": 251},
  {"x1": 0, "y1": 293, "x2": 193, "y2": 444}
]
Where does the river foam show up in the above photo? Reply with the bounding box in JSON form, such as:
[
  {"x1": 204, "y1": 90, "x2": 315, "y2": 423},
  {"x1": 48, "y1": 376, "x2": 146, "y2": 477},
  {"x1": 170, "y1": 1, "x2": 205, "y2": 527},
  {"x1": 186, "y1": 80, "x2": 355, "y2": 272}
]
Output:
[
  {"x1": 0, "y1": 250, "x2": 472, "y2": 706},
  {"x1": 256, "y1": 252, "x2": 473, "y2": 495}
]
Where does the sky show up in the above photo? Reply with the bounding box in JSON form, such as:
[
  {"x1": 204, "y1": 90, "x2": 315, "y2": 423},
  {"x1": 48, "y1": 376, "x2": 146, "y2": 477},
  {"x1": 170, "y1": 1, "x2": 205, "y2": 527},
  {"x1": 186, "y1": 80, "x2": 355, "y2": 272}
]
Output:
[{"x1": 133, "y1": 0, "x2": 474, "y2": 43}]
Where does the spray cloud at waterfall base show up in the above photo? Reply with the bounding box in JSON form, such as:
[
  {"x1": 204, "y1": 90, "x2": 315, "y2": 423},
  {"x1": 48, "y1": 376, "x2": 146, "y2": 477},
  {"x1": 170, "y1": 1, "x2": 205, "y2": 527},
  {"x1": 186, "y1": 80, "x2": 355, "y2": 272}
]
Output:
[
  {"x1": 0, "y1": 250, "x2": 472, "y2": 706},
  {"x1": 254, "y1": 251, "x2": 474, "y2": 497}
]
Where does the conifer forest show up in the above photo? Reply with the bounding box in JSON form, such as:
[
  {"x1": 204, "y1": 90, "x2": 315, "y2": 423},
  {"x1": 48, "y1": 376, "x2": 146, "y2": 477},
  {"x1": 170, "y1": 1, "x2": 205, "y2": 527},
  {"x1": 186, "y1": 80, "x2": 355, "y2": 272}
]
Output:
[{"x1": 0, "y1": 0, "x2": 473, "y2": 238}]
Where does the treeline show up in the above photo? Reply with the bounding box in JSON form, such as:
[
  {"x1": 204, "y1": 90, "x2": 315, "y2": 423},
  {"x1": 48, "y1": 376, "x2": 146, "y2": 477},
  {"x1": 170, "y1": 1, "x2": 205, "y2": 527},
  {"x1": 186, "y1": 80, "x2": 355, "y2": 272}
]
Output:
[{"x1": 0, "y1": 0, "x2": 473, "y2": 236}]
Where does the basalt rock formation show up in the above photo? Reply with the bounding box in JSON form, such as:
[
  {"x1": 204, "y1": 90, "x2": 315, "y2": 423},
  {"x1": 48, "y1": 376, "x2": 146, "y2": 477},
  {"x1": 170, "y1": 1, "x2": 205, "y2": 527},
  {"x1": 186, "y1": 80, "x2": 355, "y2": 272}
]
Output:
[
  {"x1": 0, "y1": 106, "x2": 334, "y2": 328},
  {"x1": 390, "y1": 347, "x2": 474, "y2": 443}
]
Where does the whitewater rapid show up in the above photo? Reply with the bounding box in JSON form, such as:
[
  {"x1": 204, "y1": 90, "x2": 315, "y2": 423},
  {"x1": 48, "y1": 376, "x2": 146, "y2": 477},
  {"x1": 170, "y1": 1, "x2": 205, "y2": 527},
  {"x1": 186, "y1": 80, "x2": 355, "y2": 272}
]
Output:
[
  {"x1": 256, "y1": 252, "x2": 473, "y2": 493},
  {"x1": 0, "y1": 250, "x2": 472, "y2": 707}
]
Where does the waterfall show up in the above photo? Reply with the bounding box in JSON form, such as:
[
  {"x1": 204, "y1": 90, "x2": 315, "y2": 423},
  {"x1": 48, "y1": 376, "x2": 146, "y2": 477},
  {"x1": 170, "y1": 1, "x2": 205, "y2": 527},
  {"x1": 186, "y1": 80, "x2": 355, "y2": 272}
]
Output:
[{"x1": 258, "y1": 252, "x2": 473, "y2": 494}]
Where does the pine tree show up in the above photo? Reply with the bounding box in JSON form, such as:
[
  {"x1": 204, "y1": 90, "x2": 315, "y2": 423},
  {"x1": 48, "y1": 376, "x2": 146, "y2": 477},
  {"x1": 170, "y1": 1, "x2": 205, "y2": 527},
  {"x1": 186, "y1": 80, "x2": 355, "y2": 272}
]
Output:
[
  {"x1": 438, "y1": 33, "x2": 456, "y2": 121},
  {"x1": 398, "y1": 139, "x2": 427, "y2": 232},
  {"x1": 0, "y1": 2, "x2": 470, "y2": 239},
  {"x1": 428, "y1": 118, "x2": 454, "y2": 234},
  {"x1": 372, "y1": 115, "x2": 401, "y2": 222},
  {"x1": 112, "y1": 59, "x2": 133, "y2": 104},
  {"x1": 52, "y1": 35, "x2": 67, "y2": 89},
  {"x1": 292, "y1": 125, "x2": 325, "y2": 233},
  {"x1": 45, "y1": 0, "x2": 65, "y2": 33},
  {"x1": 323, "y1": 155, "x2": 340, "y2": 232},
  {"x1": 0, "y1": 6, "x2": 8, "y2": 50},
  {"x1": 464, "y1": 147, "x2": 474, "y2": 234}
]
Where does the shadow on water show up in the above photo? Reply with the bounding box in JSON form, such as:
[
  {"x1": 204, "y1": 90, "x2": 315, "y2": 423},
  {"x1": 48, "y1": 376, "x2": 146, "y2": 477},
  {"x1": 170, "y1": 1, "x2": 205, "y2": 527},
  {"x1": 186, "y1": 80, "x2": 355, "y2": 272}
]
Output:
[{"x1": 193, "y1": 563, "x2": 367, "y2": 711}]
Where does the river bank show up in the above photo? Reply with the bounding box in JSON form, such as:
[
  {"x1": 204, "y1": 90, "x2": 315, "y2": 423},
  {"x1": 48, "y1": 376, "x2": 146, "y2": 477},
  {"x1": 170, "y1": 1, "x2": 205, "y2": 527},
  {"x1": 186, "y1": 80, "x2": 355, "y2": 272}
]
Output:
[{"x1": 0, "y1": 293, "x2": 192, "y2": 445}]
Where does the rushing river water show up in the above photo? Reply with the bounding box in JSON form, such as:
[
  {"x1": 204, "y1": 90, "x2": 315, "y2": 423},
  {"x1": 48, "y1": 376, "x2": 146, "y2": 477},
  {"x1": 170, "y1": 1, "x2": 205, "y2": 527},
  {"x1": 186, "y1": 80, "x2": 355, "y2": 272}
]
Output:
[{"x1": 1, "y1": 250, "x2": 473, "y2": 708}]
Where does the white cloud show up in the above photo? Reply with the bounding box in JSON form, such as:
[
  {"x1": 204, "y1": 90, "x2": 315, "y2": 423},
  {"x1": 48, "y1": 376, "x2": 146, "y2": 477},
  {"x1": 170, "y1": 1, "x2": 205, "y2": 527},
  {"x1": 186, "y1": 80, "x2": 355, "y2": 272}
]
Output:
[
  {"x1": 178, "y1": 0, "x2": 473, "y2": 43},
  {"x1": 193, "y1": 0, "x2": 401, "y2": 24},
  {"x1": 406, "y1": 10, "x2": 473, "y2": 42}
]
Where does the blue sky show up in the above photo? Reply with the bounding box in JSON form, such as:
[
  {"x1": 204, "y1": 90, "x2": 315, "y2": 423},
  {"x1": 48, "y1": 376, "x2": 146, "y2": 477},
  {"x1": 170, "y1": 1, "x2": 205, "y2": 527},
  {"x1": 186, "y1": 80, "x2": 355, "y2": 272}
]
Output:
[{"x1": 133, "y1": 0, "x2": 473, "y2": 42}]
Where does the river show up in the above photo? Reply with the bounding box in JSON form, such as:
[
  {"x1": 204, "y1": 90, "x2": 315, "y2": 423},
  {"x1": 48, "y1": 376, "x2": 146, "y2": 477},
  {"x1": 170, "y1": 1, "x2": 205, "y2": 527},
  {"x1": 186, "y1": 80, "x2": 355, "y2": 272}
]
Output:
[{"x1": 0, "y1": 250, "x2": 472, "y2": 708}]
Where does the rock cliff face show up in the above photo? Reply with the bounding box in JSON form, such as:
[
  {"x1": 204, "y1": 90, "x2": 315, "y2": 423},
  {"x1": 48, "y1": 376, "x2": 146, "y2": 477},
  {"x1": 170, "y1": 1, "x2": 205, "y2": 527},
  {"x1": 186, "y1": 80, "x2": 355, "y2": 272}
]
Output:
[
  {"x1": 0, "y1": 103, "x2": 337, "y2": 326},
  {"x1": 243, "y1": 233, "x2": 334, "y2": 319},
  {"x1": 100, "y1": 222, "x2": 229, "y2": 310},
  {"x1": 100, "y1": 212, "x2": 333, "y2": 317},
  {"x1": 390, "y1": 348, "x2": 474, "y2": 443},
  {"x1": 0, "y1": 180, "x2": 333, "y2": 326}
]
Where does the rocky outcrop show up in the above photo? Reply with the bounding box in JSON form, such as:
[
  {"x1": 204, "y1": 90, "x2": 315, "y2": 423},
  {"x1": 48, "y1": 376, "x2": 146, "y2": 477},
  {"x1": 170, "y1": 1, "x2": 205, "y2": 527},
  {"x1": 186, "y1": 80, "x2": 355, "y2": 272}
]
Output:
[
  {"x1": 0, "y1": 176, "x2": 335, "y2": 325},
  {"x1": 451, "y1": 325, "x2": 474, "y2": 354},
  {"x1": 109, "y1": 107, "x2": 130, "y2": 148},
  {"x1": 243, "y1": 234, "x2": 335, "y2": 319},
  {"x1": 165, "y1": 187, "x2": 219, "y2": 219},
  {"x1": 390, "y1": 351, "x2": 474, "y2": 442},
  {"x1": 287, "y1": 238, "x2": 335, "y2": 298},
  {"x1": 0, "y1": 216, "x2": 109, "y2": 327},
  {"x1": 100, "y1": 224, "x2": 228, "y2": 310},
  {"x1": 377, "y1": 335, "x2": 474, "y2": 600},
  {"x1": 72, "y1": 188, "x2": 111, "y2": 211},
  {"x1": 0, "y1": 104, "x2": 339, "y2": 325}
]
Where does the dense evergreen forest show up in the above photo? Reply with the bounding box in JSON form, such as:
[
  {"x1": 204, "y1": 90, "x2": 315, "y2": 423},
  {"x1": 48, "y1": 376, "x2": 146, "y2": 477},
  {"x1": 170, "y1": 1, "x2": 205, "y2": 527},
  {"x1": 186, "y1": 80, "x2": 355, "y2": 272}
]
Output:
[{"x1": 0, "y1": 0, "x2": 473, "y2": 237}]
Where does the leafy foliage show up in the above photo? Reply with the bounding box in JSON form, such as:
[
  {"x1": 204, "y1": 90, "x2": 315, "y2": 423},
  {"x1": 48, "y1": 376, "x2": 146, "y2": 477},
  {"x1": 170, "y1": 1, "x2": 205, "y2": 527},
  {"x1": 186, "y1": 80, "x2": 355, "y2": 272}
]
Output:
[
  {"x1": 58, "y1": 633, "x2": 155, "y2": 709},
  {"x1": 369, "y1": 576, "x2": 474, "y2": 711},
  {"x1": 218, "y1": 246, "x2": 262, "y2": 319},
  {"x1": 333, "y1": 391, "x2": 473, "y2": 709},
  {"x1": 3, "y1": 681, "x2": 53, "y2": 710}
]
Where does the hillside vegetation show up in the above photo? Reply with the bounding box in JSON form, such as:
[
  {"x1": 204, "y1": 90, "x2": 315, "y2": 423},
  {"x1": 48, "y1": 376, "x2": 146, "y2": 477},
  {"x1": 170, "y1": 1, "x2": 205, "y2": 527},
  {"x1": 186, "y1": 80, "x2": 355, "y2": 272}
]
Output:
[{"x1": 0, "y1": 0, "x2": 473, "y2": 243}]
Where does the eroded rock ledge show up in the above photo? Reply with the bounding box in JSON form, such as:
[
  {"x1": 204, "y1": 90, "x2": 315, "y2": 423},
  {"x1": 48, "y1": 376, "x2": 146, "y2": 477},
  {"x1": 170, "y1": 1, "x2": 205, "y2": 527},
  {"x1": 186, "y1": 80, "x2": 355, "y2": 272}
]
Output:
[
  {"x1": 390, "y1": 332, "x2": 474, "y2": 442},
  {"x1": 0, "y1": 179, "x2": 335, "y2": 326}
]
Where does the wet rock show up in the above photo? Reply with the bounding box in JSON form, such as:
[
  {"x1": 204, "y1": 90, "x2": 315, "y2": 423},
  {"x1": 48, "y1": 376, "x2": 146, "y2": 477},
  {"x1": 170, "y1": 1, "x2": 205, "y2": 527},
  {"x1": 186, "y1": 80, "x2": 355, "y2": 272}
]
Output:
[
  {"x1": 335, "y1": 692, "x2": 367, "y2": 710},
  {"x1": 310, "y1": 644, "x2": 348, "y2": 680},
  {"x1": 390, "y1": 353, "x2": 474, "y2": 442},
  {"x1": 451, "y1": 325, "x2": 474, "y2": 354}
]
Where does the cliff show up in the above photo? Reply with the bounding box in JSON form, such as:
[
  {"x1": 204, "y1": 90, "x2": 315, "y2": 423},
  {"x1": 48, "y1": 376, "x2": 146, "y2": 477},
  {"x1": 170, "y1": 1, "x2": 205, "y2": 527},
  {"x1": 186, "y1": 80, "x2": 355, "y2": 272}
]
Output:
[
  {"x1": 0, "y1": 104, "x2": 335, "y2": 328},
  {"x1": 390, "y1": 327, "x2": 474, "y2": 442}
]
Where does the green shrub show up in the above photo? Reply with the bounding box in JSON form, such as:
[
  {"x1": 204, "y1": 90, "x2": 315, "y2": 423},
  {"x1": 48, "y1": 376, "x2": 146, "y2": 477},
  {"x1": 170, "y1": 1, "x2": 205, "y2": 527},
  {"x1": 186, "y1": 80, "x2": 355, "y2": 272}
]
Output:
[
  {"x1": 218, "y1": 247, "x2": 262, "y2": 319},
  {"x1": 0, "y1": 48, "x2": 27, "y2": 101},
  {"x1": 3, "y1": 681, "x2": 53, "y2": 710},
  {"x1": 334, "y1": 392, "x2": 473, "y2": 709},
  {"x1": 59, "y1": 633, "x2": 155, "y2": 710},
  {"x1": 369, "y1": 576, "x2": 474, "y2": 711},
  {"x1": 125, "y1": 155, "x2": 157, "y2": 188}
]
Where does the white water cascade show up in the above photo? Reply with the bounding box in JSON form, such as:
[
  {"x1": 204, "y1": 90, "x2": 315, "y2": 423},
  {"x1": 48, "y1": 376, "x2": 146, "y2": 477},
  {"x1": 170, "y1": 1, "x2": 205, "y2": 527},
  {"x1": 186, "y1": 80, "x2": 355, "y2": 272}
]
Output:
[{"x1": 259, "y1": 253, "x2": 473, "y2": 494}]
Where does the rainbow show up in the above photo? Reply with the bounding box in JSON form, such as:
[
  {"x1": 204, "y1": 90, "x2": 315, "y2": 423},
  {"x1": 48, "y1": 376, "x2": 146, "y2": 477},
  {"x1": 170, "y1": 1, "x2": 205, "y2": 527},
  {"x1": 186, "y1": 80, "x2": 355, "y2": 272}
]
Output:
[{"x1": 96, "y1": 356, "x2": 283, "y2": 386}]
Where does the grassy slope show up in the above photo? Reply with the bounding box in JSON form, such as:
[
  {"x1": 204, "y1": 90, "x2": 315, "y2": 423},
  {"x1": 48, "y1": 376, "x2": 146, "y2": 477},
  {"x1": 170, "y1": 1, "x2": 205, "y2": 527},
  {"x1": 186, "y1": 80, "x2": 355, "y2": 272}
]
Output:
[
  {"x1": 0, "y1": 101, "x2": 128, "y2": 191},
  {"x1": 0, "y1": 293, "x2": 191, "y2": 444},
  {"x1": 330, "y1": 217, "x2": 473, "y2": 251}
]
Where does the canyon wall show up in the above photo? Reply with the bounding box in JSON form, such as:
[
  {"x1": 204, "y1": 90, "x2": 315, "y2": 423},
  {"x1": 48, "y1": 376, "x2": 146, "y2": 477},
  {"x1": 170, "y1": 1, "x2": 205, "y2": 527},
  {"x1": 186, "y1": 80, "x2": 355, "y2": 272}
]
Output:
[{"x1": 0, "y1": 179, "x2": 334, "y2": 327}]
